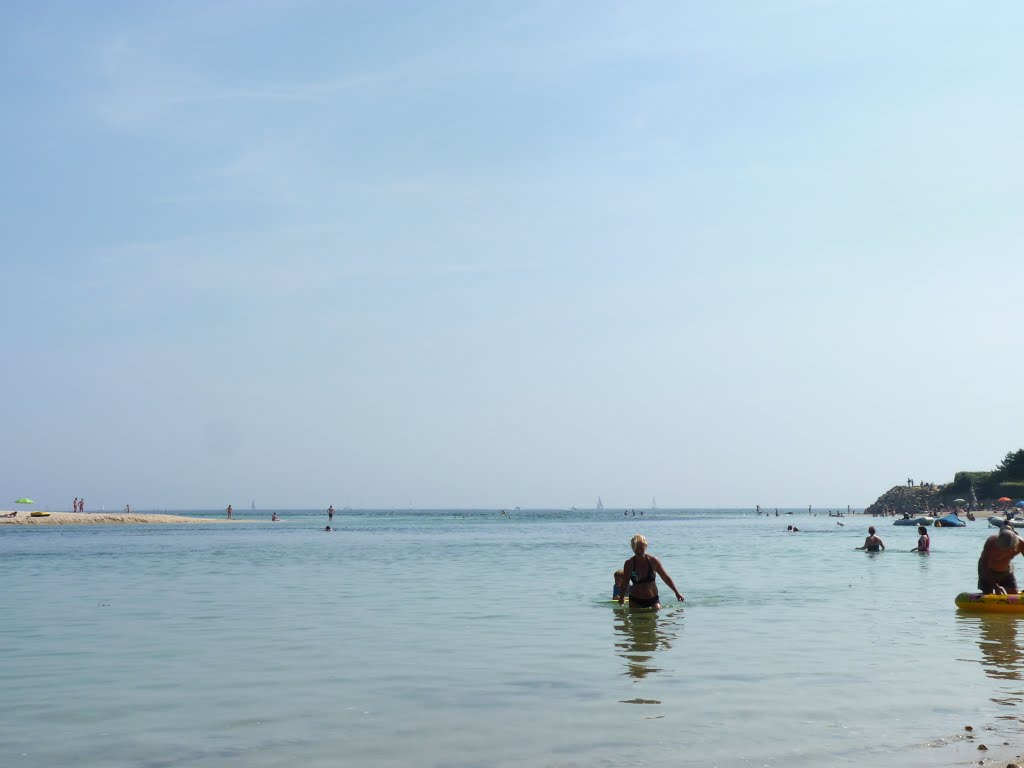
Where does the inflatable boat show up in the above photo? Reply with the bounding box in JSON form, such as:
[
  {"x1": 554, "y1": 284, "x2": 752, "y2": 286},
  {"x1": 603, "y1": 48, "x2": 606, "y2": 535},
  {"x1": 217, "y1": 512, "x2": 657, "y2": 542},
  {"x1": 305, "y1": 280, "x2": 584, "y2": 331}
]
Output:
[
  {"x1": 955, "y1": 592, "x2": 1024, "y2": 613},
  {"x1": 893, "y1": 516, "x2": 934, "y2": 526}
]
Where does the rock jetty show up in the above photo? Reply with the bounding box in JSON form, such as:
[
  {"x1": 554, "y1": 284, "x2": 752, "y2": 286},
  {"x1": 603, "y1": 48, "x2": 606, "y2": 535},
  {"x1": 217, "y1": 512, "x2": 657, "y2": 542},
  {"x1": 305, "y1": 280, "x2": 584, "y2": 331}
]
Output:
[{"x1": 864, "y1": 485, "x2": 944, "y2": 517}]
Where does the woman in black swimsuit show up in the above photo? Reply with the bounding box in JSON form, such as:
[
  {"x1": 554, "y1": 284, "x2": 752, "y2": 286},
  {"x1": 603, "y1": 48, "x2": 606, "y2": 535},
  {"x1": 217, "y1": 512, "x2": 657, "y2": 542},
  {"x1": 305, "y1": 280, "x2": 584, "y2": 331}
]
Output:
[
  {"x1": 856, "y1": 526, "x2": 885, "y2": 552},
  {"x1": 618, "y1": 533, "x2": 684, "y2": 609}
]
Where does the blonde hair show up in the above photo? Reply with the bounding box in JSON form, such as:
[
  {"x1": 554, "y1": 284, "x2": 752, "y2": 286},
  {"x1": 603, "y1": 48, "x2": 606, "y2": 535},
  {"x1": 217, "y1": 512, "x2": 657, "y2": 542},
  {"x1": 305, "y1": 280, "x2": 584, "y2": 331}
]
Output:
[{"x1": 630, "y1": 533, "x2": 648, "y2": 552}]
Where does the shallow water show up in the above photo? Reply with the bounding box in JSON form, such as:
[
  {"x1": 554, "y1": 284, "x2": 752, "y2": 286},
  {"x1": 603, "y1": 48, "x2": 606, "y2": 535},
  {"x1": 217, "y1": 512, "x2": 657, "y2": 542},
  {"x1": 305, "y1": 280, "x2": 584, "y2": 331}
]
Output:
[{"x1": 2, "y1": 509, "x2": 1021, "y2": 767}]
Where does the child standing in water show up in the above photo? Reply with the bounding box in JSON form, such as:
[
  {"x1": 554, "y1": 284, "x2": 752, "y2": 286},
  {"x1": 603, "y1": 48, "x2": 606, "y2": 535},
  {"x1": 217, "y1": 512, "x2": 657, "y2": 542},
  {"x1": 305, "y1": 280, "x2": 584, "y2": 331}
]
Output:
[{"x1": 613, "y1": 569, "x2": 630, "y2": 600}]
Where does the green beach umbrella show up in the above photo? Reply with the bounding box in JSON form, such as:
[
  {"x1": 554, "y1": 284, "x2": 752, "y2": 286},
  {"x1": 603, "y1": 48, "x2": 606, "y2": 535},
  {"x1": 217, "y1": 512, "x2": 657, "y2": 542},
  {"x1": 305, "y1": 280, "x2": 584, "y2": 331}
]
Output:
[{"x1": 15, "y1": 498, "x2": 35, "y2": 505}]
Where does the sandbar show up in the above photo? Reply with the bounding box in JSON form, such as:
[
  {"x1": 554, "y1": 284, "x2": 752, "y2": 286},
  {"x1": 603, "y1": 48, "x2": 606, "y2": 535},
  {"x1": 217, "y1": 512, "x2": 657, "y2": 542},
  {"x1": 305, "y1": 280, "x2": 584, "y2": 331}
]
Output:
[{"x1": 0, "y1": 511, "x2": 247, "y2": 525}]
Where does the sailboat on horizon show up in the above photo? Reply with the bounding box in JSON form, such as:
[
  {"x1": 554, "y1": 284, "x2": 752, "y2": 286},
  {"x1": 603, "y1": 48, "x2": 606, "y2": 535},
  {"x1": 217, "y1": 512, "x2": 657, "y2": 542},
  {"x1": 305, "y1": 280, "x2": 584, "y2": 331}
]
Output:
[{"x1": 596, "y1": 496, "x2": 604, "y2": 511}]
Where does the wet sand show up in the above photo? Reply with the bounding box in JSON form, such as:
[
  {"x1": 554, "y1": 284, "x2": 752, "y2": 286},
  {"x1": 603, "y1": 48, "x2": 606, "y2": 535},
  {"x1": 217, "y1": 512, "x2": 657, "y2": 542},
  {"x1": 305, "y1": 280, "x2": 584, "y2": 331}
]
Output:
[{"x1": 0, "y1": 511, "x2": 247, "y2": 525}]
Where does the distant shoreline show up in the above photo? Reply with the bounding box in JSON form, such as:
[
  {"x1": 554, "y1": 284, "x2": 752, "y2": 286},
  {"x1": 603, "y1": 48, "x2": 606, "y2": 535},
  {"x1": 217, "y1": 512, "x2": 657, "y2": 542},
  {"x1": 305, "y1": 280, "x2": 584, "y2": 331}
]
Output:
[
  {"x1": 0, "y1": 511, "x2": 251, "y2": 525},
  {"x1": 0, "y1": 508, "x2": 1006, "y2": 525}
]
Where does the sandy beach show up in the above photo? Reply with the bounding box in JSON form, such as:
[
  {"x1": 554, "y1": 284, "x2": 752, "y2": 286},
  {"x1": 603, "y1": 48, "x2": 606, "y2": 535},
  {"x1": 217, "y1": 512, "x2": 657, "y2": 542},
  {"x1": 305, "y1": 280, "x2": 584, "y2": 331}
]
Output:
[{"x1": 0, "y1": 511, "x2": 245, "y2": 525}]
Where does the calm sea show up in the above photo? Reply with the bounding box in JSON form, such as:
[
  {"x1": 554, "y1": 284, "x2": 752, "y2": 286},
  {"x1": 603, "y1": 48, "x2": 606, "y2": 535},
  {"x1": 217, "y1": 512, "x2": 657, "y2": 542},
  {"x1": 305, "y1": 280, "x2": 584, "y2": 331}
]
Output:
[{"x1": 2, "y1": 509, "x2": 1021, "y2": 767}]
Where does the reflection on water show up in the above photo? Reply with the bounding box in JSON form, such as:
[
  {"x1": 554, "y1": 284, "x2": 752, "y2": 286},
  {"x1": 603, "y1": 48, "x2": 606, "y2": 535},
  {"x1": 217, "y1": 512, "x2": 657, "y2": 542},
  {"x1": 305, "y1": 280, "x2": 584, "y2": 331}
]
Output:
[
  {"x1": 959, "y1": 614, "x2": 1024, "y2": 717},
  {"x1": 612, "y1": 606, "x2": 682, "y2": 686},
  {"x1": 977, "y1": 615, "x2": 1024, "y2": 682}
]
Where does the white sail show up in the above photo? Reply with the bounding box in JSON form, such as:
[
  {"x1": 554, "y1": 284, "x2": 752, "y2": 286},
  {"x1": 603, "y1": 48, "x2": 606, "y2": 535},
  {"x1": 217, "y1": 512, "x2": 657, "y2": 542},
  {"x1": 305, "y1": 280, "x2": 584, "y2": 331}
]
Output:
[{"x1": 596, "y1": 496, "x2": 604, "y2": 510}]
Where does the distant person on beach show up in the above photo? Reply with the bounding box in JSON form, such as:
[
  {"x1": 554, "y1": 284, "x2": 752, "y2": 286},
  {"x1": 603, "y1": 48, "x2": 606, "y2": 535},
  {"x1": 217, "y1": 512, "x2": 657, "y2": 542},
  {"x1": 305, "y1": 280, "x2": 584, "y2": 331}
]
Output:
[
  {"x1": 73, "y1": 497, "x2": 78, "y2": 513},
  {"x1": 271, "y1": 513, "x2": 279, "y2": 521},
  {"x1": 125, "y1": 505, "x2": 131, "y2": 514},
  {"x1": 856, "y1": 527, "x2": 885, "y2": 552},
  {"x1": 618, "y1": 533, "x2": 684, "y2": 609},
  {"x1": 911, "y1": 525, "x2": 930, "y2": 553},
  {"x1": 79, "y1": 498, "x2": 85, "y2": 513},
  {"x1": 226, "y1": 505, "x2": 233, "y2": 520},
  {"x1": 328, "y1": 505, "x2": 334, "y2": 521},
  {"x1": 978, "y1": 526, "x2": 1024, "y2": 594}
]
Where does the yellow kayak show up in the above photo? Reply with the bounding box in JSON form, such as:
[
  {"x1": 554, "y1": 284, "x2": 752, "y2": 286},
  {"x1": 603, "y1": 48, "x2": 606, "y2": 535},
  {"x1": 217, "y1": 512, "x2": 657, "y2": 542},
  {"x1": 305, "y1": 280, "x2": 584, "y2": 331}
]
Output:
[{"x1": 29, "y1": 511, "x2": 50, "y2": 517}]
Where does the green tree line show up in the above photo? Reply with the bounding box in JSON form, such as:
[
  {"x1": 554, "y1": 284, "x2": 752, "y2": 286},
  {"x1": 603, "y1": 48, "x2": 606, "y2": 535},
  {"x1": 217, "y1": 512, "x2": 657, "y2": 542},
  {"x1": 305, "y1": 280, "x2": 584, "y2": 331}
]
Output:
[{"x1": 948, "y1": 449, "x2": 1024, "y2": 500}]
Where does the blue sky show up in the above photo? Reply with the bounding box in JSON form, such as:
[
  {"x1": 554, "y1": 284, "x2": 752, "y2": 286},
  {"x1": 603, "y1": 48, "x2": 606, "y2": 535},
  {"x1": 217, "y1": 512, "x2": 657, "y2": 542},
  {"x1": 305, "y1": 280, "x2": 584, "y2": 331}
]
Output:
[{"x1": 3, "y1": 1, "x2": 1022, "y2": 510}]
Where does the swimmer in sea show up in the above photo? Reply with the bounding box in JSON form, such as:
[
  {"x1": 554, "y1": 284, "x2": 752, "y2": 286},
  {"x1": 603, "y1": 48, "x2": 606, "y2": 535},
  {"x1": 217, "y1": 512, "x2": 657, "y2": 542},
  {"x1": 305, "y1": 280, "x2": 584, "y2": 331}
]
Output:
[
  {"x1": 856, "y1": 526, "x2": 885, "y2": 552},
  {"x1": 911, "y1": 525, "x2": 929, "y2": 552},
  {"x1": 618, "y1": 533, "x2": 684, "y2": 609}
]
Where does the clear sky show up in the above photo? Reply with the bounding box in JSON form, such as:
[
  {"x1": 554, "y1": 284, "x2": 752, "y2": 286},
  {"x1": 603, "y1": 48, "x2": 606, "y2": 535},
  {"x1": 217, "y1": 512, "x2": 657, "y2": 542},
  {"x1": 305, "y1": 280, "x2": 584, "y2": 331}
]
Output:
[{"x1": 3, "y1": 1, "x2": 1022, "y2": 511}]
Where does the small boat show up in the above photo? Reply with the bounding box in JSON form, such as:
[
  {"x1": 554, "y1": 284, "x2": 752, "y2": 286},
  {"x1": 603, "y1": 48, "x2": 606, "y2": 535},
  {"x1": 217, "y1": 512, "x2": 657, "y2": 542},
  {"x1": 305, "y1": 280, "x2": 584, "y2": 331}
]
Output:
[
  {"x1": 989, "y1": 515, "x2": 1020, "y2": 528},
  {"x1": 934, "y1": 513, "x2": 966, "y2": 528},
  {"x1": 29, "y1": 511, "x2": 51, "y2": 517},
  {"x1": 956, "y1": 592, "x2": 1024, "y2": 613},
  {"x1": 893, "y1": 515, "x2": 934, "y2": 526}
]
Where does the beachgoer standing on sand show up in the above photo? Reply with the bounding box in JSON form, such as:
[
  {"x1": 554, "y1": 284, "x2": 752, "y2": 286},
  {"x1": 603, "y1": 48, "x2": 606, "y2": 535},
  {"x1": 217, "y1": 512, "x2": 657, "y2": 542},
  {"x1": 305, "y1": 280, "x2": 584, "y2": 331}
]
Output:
[
  {"x1": 618, "y1": 533, "x2": 684, "y2": 609},
  {"x1": 73, "y1": 497, "x2": 78, "y2": 513},
  {"x1": 226, "y1": 504, "x2": 233, "y2": 520},
  {"x1": 911, "y1": 525, "x2": 930, "y2": 552},
  {"x1": 328, "y1": 505, "x2": 334, "y2": 521},
  {"x1": 856, "y1": 526, "x2": 885, "y2": 552},
  {"x1": 978, "y1": 526, "x2": 1024, "y2": 594},
  {"x1": 79, "y1": 498, "x2": 85, "y2": 513}
]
